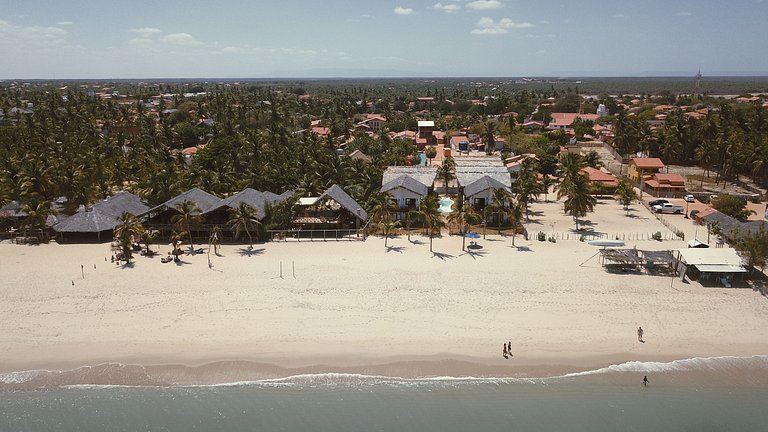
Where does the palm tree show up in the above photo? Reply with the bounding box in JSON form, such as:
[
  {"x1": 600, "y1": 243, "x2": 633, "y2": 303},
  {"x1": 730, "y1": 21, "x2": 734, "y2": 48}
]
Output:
[
  {"x1": 425, "y1": 146, "x2": 437, "y2": 165},
  {"x1": 447, "y1": 194, "x2": 480, "y2": 250},
  {"x1": 369, "y1": 191, "x2": 393, "y2": 226},
  {"x1": 614, "y1": 179, "x2": 638, "y2": 215},
  {"x1": 482, "y1": 120, "x2": 497, "y2": 155},
  {"x1": 169, "y1": 231, "x2": 184, "y2": 261},
  {"x1": 488, "y1": 188, "x2": 511, "y2": 234},
  {"x1": 410, "y1": 195, "x2": 445, "y2": 252},
  {"x1": 171, "y1": 200, "x2": 202, "y2": 252},
  {"x1": 564, "y1": 175, "x2": 597, "y2": 231},
  {"x1": 139, "y1": 229, "x2": 158, "y2": 255},
  {"x1": 208, "y1": 225, "x2": 222, "y2": 255},
  {"x1": 508, "y1": 199, "x2": 525, "y2": 247},
  {"x1": 540, "y1": 175, "x2": 557, "y2": 202},
  {"x1": 228, "y1": 202, "x2": 261, "y2": 250},
  {"x1": 435, "y1": 157, "x2": 455, "y2": 195},
  {"x1": 378, "y1": 219, "x2": 401, "y2": 248},
  {"x1": 114, "y1": 212, "x2": 144, "y2": 264},
  {"x1": 20, "y1": 201, "x2": 57, "y2": 240}
]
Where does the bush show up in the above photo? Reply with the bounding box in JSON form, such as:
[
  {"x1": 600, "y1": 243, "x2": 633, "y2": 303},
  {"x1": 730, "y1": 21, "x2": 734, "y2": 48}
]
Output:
[
  {"x1": 652, "y1": 232, "x2": 662, "y2": 241},
  {"x1": 537, "y1": 231, "x2": 546, "y2": 241}
]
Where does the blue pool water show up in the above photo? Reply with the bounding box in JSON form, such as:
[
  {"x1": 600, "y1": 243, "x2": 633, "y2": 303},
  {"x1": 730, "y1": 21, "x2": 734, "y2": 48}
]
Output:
[{"x1": 438, "y1": 197, "x2": 454, "y2": 213}]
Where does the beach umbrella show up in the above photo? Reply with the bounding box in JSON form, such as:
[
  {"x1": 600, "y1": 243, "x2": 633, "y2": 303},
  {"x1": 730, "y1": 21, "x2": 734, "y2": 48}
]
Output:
[{"x1": 464, "y1": 231, "x2": 481, "y2": 249}]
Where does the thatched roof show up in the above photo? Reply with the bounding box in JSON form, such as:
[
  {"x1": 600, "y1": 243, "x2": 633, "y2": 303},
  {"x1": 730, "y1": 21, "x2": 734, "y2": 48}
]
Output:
[
  {"x1": 462, "y1": 175, "x2": 511, "y2": 198},
  {"x1": 205, "y1": 188, "x2": 293, "y2": 220},
  {"x1": 0, "y1": 201, "x2": 25, "y2": 218},
  {"x1": 382, "y1": 166, "x2": 437, "y2": 188},
  {"x1": 144, "y1": 187, "x2": 221, "y2": 216},
  {"x1": 639, "y1": 250, "x2": 675, "y2": 264},
  {"x1": 600, "y1": 248, "x2": 643, "y2": 265},
  {"x1": 381, "y1": 175, "x2": 428, "y2": 197},
  {"x1": 317, "y1": 184, "x2": 368, "y2": 221},
  {"x1": 52, "y1": 191, "x2": 149, "y2": 233}
]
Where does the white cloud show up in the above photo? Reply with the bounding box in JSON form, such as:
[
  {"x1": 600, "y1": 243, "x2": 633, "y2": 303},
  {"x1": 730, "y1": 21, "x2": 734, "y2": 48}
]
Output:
[
  {"x1": 613, "y1": 13, "x2": 625, "y2": 18},
  {"x1": 535, "y1": 49, "x2": 547, "y2": 55},
  {"x1": 57, "y1": 21, "x2": 73, "y2": 26},
  {"x1": 130, "y1": 27, "x2": 162, "y2": 35},
  {"x1": 160, "y1": 32, "x2": 203, "y2": 46},
  {"x1": 433, "y1": 2, "x2": 461, "y2": 13},
  {"x1": 471, "y1": 17, "x2": 532, "y2": 34},
  {"x1": 0, "y1": 19, "x2": 67, "y2": 46},
  {"x1": 128, "y1": 38, "x2": 154, "y2": 46},
  {"x1": 466, "y1": 0, "x2": 503, "y2": 10},
  {"x1": 676, "y1": 11, "x2": 692, "y2": 16},
  {"x1": 394, "y1": 6, "x2": 414, "y2": 15}
]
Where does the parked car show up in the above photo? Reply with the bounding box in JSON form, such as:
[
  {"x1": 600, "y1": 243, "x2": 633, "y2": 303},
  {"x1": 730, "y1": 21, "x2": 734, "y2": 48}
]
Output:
[
  {"x1": 709, "y1": 195, "x2": 718, "y2": 203},
  {"x1": 684, "y1": 194, "x2": 695, "y2": 203},
  {"x1": 652, "y1": 203, "x2": 684, "y2": 214},
  {"x1": 649, "y1": 199, "x2": 669, "y2": 207}
]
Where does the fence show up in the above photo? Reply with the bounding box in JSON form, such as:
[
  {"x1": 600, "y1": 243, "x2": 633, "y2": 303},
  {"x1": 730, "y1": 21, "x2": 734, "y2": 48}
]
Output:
[
  {"x1": 640, "y1": 201, "x2": 686, "y2": 240},
  {"x1": 267, "y1": 228, "x2": 365, "y2": 242},
  {"x1": 533, "y1": 231, "x2": 680, "y2": 242}
]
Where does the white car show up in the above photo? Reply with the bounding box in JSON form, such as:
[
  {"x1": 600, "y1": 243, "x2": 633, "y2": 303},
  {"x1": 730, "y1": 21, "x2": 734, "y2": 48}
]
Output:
[
  {"x1": 652, "y1": 203, "x2": 684, "y2": 214},
  {"x1": 684, "y1": 194, "x2": 695, "y2": 203}
]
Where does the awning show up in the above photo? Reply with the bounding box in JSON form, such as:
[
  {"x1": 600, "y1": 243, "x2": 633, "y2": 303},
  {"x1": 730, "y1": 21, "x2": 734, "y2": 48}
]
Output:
[{"x1": 694, "y1": 264, "x2": 748, "y2": 273}]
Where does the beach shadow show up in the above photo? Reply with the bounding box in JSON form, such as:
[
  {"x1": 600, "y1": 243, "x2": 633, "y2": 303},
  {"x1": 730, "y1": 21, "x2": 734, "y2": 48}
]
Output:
[
  {"x1": 237, "y1": 247, "x2": 265, "y2": 257},
  {"x1": 513, "y1": 245, "x2": 533, "y2": 252},
  {"x1": 463, "y1": 249, "x2": 488, "y2": 260},
  {"x1": 119, "y1": 262, "x2": 136, "y2": 269},
  {"x1": 385, "y1": 245, "x2": 406, "y2": 253},
  {"x1": 431, "y1": 251, "x2": 455, "y2": 261},
  {"x1": 409, "y1": 238, "x2": 425, "y2": 245},
  {"x1": 174, "y1": 259, "x2": 191, "y2": 266}
]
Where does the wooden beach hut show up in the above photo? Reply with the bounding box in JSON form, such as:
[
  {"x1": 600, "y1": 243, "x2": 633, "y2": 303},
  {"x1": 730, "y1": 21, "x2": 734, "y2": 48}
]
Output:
[{"x1": 52, "y1": 191, "x2": 150, "y2": 242}]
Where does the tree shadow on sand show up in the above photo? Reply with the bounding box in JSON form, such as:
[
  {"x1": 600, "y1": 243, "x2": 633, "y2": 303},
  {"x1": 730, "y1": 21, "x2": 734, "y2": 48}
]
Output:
[
  {"x1": 462, "y1": 249, "x2": 488, "y2": 260},
  {"x1": 409, "y1": 238, "x2": 425, "y2": 245},
  {"x1": 237, "y1": 247, "x2": 266, "y2": 257},
  {"x1": 431, "y1": 251, "x2": 455, "y2": 261},
  {"x1": 385, "y1": 245, "x2": 406, "y2": 253},
  {"x1": 512, "y1": 245, "x2": 533, "y2": 252}
]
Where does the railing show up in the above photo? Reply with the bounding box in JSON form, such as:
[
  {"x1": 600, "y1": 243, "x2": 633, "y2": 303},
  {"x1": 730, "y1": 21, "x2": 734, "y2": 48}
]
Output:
[
  {"x1": 532, "y1": 231, "x2": 681, "y2": 242},
  {"x1": 267, "y1": 228, "x2": 365, "y2": 242}
]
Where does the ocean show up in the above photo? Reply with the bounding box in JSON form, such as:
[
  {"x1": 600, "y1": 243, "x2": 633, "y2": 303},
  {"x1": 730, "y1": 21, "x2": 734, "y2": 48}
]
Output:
[{"x1": 2, "y1": 356, "x2": 768, "y2": 432}]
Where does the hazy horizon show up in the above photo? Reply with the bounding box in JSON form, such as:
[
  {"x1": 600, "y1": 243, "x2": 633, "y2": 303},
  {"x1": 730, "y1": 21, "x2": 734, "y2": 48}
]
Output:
[{"x1": 2, "y1": 0, "x2": 767, "y2": 79}]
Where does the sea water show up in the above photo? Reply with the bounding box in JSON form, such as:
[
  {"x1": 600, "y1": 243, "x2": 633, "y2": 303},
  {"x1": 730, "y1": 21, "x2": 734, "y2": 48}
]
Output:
[{"x1": 2, "y1": 357, "x2": 768, "y2": 432}]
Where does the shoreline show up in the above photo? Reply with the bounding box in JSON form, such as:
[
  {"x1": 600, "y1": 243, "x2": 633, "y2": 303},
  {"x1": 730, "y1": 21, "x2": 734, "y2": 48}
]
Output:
[
  {"x1": 4, "y1": 354, "x2": 768, "y2": 390},
  {"x1": 3, "y1": 199, "x2": 768, "y2": 387}
]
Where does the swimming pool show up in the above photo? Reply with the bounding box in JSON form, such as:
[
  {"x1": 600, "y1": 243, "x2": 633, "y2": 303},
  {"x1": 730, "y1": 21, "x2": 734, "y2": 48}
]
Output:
[{"x1": 438, "y1": 196, "x2": 454, "y2": 213}]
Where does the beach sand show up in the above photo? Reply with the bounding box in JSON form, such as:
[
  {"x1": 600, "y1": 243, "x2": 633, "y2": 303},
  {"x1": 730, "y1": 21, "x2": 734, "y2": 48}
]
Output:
[{"x1": 2, "y1": 199, "x2": 768, "y2": 385}]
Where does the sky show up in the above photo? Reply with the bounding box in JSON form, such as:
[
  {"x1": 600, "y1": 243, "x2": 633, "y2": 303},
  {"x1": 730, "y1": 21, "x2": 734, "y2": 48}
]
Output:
[{"x1": 1, "y1": 0, "x2": 767, "y2": 79}]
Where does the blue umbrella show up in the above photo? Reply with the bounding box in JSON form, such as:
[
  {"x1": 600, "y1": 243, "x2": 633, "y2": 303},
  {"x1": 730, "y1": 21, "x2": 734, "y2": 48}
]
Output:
[{"x1": 464, "y1": 232, "x2": 481, "y2": 239}]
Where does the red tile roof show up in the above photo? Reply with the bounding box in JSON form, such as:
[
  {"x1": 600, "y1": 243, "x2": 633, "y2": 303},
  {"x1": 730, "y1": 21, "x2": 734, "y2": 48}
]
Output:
[
  {"x1": 630, "y1": 158, "x2": 665, "y2": 169},
  {"x1": 580, "y1": 167, "x2": 619, "y2": 186}
]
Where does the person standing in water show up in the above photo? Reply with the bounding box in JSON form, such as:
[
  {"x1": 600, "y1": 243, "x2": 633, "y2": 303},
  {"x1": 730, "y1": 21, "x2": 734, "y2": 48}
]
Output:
[{"x1": 643, "y1": 376, "x2": 649, "y2": 386}]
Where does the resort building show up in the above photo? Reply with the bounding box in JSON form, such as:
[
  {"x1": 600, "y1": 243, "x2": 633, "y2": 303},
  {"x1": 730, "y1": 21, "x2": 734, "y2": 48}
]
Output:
[
  {"x1": 546, "y1": 113, "x2": 599, "y2": 132},
  {"x1": 52, "y1": 191, "x2": 150, "y2": 242},
  {"x1": 381, "y1": 166, "x2": 438, "y2": 220},
  {"x1": 140, "y1": 188, "x2": 222, "y2": 239},
  {"x1": 454, "y1": 158, "x2": 512, "y2": 211},
  {"x1": 580, "y1": 167, "x2": 619, "y2": 191},
  {"x1": 642, "y1": 173, "x2": 686, "y2": 198},
  {"x1": 416, "y1": 120, "x2": 437, "y2": 150},
  {"x1": 627, "y1": 157, "x2": 665, "y2": 182},
  {"x1": 292, "y1": 185, "x2": 368, "y2": 231},
  {"x1": 201, "y1": 188, "x2": 294, "y2": 240}
]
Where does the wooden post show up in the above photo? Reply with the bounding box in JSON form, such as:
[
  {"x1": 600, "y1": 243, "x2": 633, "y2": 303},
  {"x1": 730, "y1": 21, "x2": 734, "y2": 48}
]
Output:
[{"x1": 292, "y1": 261, "x2": 295, "y2": 278}]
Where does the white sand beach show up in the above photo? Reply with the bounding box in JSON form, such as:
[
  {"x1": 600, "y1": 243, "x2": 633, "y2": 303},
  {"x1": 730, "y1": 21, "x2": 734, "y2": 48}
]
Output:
[{"x1": 2, "y1": 199, "x2": 768, "y2": 381}]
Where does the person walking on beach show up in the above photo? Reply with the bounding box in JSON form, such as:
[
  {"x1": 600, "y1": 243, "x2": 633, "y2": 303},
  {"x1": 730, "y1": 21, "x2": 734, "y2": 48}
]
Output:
[
  {"x1": 637, "y1": 326, "x2": 644, "y2": 343},
  {"x1": 502, "y1": 343, "x2": 509, "y2": 359},
  {"x1": 643, "y1": 375, "x2": 649, "y2": 386},
  {"x1": 507, "y1": 341, "x2": 513, "y2": 358}
]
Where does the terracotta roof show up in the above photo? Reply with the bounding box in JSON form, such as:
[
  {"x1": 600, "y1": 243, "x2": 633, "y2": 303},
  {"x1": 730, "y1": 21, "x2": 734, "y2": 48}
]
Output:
[
  {"x1": 653, "y1": 173, "x2": 686, "y2": 185},
  {"x1": 580, "y1": 167, "x2": 619, "y2": 186},
  {"x1": 644, "y1": 179, "x2": 685, "y2": 189},
  {"x1": 630, "y1": 158, "x2": 665, "y2": 169}
]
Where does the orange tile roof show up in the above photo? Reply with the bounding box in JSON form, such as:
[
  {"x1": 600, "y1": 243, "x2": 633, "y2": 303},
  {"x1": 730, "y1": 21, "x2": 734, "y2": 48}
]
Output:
[
  {"x1": 630, "y1": 157, "x2": 665, "y2": 169},
  {"x1": 653, "y1": 173, "x2": 686, "y2": 184},
  {"x1": 580, "y1": 167, "x2": 619, "y2": 186},
  {"x1": 644, "y1": 179, "x2": 685, "y2": 189}
]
